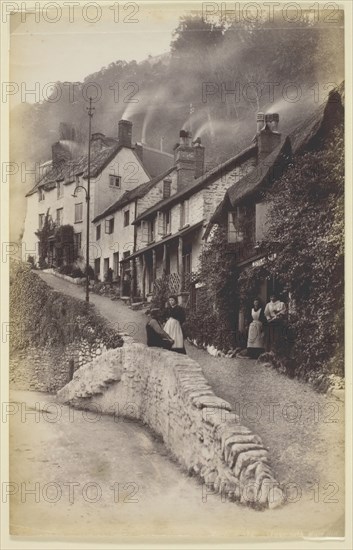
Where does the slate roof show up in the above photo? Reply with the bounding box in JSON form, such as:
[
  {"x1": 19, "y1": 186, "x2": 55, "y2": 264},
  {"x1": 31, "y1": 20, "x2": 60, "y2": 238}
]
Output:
[
  {"x1": 133, "y1": 143, "x2": 257, "y2": 224},
  {"x1": 26, "y1": 139, "x2": 122, "y2": 197},
  {"x1": 92, "y1": 166, "x2": 175, "y2": 223},
  {"x1": 138, "y1": 145, "x2": 174, "y2": 178}
]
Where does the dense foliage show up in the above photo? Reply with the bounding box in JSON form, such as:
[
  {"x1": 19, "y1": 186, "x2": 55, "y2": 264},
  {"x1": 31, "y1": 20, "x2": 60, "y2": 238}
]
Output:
[
  {"x1": 185, "y1": 226, "x2": 239, "y2": 351},
  {"x1": 10, "y1": 261, "x2": 123, "y2": 352},
  {"x1": 239, "y1": 124, "x2": 344, "y2": 377}
]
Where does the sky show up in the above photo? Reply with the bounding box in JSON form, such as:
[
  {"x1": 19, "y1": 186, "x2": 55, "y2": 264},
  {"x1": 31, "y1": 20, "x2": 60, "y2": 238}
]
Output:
[{"x1": 9, "y1": 2, "x2": 189, "y2": 105}]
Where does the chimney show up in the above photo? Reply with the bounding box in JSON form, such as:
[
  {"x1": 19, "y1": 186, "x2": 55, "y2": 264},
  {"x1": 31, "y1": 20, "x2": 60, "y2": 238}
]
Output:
[
  {"x1": 90, "y1": 132, "x2": 106, "y2": 155},
  {"x1": 257, "y1": 112, "x2": 281, "y2": 163},
  {"x1": 52, "y1": 142, "x2": 72, "y2": 167},
  {"x1": 174, "y1": 130, "x2": 205, "y2": 189},
  {"x1": 118, "y1": 119, "x2": 132, "y2": 148}
]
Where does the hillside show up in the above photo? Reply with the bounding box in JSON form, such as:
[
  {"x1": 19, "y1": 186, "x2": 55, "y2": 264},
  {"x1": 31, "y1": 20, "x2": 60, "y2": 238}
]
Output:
[{"x1": 11, "y1": 13, "x2": 344, "y2": 240}]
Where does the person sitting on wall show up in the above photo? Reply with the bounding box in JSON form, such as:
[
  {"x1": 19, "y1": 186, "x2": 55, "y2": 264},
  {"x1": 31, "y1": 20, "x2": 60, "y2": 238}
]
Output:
[
  {"x1": 145, "y1": 308, "x2": 174, "y2": 350},
  {"x1": 164, "y1": 295, "x2": 187, "y2": 354},
  {"x1": 264, "y1": 293, "x2": 287, "y2": 352},
  {"x1": 247, "y1": 298, "x2": 266, "y2": 359}
]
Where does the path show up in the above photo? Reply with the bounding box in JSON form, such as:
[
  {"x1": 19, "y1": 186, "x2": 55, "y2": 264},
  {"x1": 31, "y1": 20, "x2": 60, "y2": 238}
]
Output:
[{"x1": 33, "y1": 272, "x2": 345, "y2": 536}]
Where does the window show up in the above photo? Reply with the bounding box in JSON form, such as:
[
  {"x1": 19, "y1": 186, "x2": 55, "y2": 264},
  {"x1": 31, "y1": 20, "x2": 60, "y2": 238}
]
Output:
[
  {"x1": 180, "y1": 200, "x2": 189, "y2": 228},
  {"x1": 56, "y1": 208, "x2": 63, "y2": 226},
  {"x1": 228, "y1": 206, "x2": 255, "y2": 244},
  {"x1": 38, "y1": 188, "x2": 45, "y2": 202},
  {"x1": 165, "y1": 211, "x2": 171, "y2": 234},
  {"x1": 73, "y1": 232, "x2": 82, "y2": 257},
  {"x1": 57, "y1": 181, "x2": 63, "y2": 199},
  {"x1": 123, "y1": 250, "x2": 130, "y2": 259},
  {"x1": 75, "y1": 203, "x2": 83, "y2": 223},
  {"x1": 123, "y1": 209, "x2": 130, "y2": 227},
  {"x1": 105, "y1": 217, "x2": 114, "y2": 234},
  {"x1": 148, "y1": 219, "x2": 155, "y2": 243},
  {"x1": 183, "y1": 244, "x2": 192, "y2": 274},
  {"x1": 163, "y1": 179, "x2": 171, "y2": 199},
  {"x1": 157, "y1": 210, "x2": 171, "y2": 237},
  {"x1": 96, "y1": 224, "x2": 101, "y2": 240},
  {"x1": 109, "y1": 174, "x2": 121, "y2": 188},
  {"x1": 38, "y1": 214, "x2": 45, "y2": 229}
]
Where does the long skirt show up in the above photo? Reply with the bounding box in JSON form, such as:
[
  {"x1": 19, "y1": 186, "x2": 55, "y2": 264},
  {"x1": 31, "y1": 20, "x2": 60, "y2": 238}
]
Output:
[
  {"x1": 164, "y1": 317, "x2": 186, "y2": 354},
  {"x1": 247, "y1": 320, "x2": 265, "y2": 358},
  {"x1": 266, "y1": 320, "x2": 283, "y2": 352}
]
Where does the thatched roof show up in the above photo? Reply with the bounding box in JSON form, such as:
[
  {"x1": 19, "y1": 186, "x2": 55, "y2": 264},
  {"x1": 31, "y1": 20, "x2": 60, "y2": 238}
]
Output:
[{"x1": 206, "y1": 82, "x2": 344, "y2": 233}]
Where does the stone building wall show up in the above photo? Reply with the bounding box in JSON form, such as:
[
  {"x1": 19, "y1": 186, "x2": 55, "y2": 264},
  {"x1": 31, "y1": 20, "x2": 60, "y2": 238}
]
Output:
[{"x1": 57, "y1": 343, "x2": 283, "y2": 509}]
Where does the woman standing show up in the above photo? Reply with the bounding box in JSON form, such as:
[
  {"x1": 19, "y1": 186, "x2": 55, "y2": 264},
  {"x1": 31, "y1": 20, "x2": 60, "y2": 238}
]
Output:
[
  {"x1": 164, "y1": 295, "x2": 187, "y2": 354},
  {"x1": 264, "y1": 294, "x2": 287, "y2": 352},
  {"x1": 247, "y1": 299, "x2": 266, "y2": 359}
]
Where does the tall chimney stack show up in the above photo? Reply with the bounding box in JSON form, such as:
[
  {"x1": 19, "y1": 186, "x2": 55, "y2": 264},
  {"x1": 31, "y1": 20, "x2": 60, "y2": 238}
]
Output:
[
  {"x1": 118, "y1": 119, "x2": 132, "y2": 148},
  {"x1": 174, "y1": 130, "x2": 205, "y2": 189},
  {"x1": 257, "y1": 112, "x2": 281, "y2": 162}
]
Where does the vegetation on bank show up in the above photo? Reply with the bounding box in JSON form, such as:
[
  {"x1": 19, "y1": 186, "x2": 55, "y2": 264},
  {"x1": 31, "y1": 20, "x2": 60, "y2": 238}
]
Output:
[
  {"x1": 10, "y1": 261, "x2": 123, "y2": 352},
  {"x1": 185, "y1": 124, "x2": 344, "y2": 384}
]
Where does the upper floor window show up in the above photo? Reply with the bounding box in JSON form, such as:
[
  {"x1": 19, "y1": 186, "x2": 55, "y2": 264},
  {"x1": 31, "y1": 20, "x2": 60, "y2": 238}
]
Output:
[
  {"x1": 163, "y1": 179, "x2": 171, "y2": 199},
  {"x1": 96, "y1": 224, "x2": 101, "y2": 240},
  {"x1": 123, "y1": 209, "x2": 130, "y2": 227},
  {"x1": 157, "y1": 210, "x2": 171, "y2": 237},
  {"x1": 75, "y1": 203, "x2": 83, "y2": 223},
  {"x1": 148, "y1": 219, "x2": 155, "y2": 243},
  {"x1": 56, "y1": 208, "x2": 63, "y2": 227},
  {"x1": 227, "y1": 206, "x2": 255, "y2": 244},
  {"x1": 57, "y1": 181, "x2": 63, "y2": 199},
  {"x1": 38, "y1": 188, "x2": 45, "y2": 202},
  {"x1": 105, "y1": 217, "x2": 114, "y2": 234},
  {"x1": 180, "y1": 199, "x2": 189, "y2": 228},
  {"x1": 109, "y1": 174, "x2": 121, "y2": 188},
  {"x1": 38, "y1": 213, "x2": 45, "y2": 229}
]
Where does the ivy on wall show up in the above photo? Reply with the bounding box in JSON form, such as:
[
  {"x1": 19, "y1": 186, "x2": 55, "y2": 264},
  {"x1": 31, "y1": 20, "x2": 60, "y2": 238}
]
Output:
[{"x1": 185, "y1": 225, "x2": 239, "y2": 351}]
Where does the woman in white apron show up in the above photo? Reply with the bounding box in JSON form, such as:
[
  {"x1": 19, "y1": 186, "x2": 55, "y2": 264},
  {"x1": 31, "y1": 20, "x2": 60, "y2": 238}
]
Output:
[
  {"x1": 164, "y1": 295, "x2": 186, "y2": 354},
  {"x1": 247, "y1": 299, "x2": 265, "y2": 359}
]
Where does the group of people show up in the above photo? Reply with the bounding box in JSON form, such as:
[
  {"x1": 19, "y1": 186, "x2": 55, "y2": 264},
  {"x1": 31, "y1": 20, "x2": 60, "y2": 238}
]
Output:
[
  {"x1": 145, "y1": 293, "x2": 286, "y2": 358},
  {"x1": 145, "y1": 295, "x2": 187, "y2": 354},
  {"x1": 246, "y1": 294, "x2": 287, "y2": 358}
]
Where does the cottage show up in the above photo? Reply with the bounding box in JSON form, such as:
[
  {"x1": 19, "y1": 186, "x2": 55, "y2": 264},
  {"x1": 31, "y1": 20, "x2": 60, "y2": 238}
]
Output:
[
  {"x1": 127, "y1": 128, "x2": 262, "y2": 303},
  {"x1": 206, "y1": 84, "x2": 344, "y2": 342},
  {"x1": 22, "y1": 119, "x2": 173, "y2": 268}
]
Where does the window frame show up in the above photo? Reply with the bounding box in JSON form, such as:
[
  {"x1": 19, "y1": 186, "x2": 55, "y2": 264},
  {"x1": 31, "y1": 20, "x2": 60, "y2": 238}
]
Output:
[
  {"x1": 38, "y1": 213, "x2": 45, "y2": 229},
  {"x1": 96, "y1": 224, "x2": 101, "y2": 241},
  {"x1": 57, "y1": 181, "x2": 63, "y2": 199},
  {"x1": 56, "y1": 207, "x2": 63, "y2": 226},
  {"x1": 74, "y1": 202, "x2": 83, "y2": 223},
  {"x1": 109, "y1": 174, "x2": 121, "y2": 188},
  {"x1": 123, "y1": 209, "x2": 130, "y2": 227},
  {"x1": 105, "y1": 217, "x2": 114, "y2": 234}
]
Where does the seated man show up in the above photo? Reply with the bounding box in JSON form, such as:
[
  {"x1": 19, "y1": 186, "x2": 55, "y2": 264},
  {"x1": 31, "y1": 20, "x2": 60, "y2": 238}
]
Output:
[{"x1": 145, "y1": 308, "x2": 174, "y2": 350}]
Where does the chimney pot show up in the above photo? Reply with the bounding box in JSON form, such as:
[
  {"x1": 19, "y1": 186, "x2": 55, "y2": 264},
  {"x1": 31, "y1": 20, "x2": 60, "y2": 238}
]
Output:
[
  {"x1": 118, "y1": 119, "x2": 133, "y2": 148},
  {"x1": 256, "y1": 112, "x2": 265, "y2": 134}
]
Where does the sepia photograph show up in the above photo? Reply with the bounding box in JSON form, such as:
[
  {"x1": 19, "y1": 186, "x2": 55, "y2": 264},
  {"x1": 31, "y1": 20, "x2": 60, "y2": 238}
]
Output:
[{"x1": 1, "y1": 0, "x2": 351, "y2": 546}]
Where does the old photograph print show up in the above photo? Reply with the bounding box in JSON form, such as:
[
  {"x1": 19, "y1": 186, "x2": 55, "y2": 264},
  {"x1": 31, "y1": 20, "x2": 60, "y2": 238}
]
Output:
[{"x1": 2, "y1": 0, "x2": 349, "y2": 543}]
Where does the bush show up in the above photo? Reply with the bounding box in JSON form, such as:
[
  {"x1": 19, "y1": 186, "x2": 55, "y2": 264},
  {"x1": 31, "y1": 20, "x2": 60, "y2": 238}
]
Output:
[
  {"x1": 58, "y1": 264, "x2": 73, "y2": 276},
  {"x1": 84, "y1": 265, "x2": 95, "y2": 280},
  {"x1": 71, "y1": 267, "x2": 84, "y2": 278}
]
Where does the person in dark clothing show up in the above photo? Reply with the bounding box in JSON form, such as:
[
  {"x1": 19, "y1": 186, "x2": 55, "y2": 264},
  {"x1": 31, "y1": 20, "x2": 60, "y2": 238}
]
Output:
[
  {"x1": 164, "y1": 295, "x2": 187, "y2": 354},
  {"x1": 246, "y1": 298, "x2": 266, "y2": 359},
  {"x1": 145, "y1": 308, "x2": 174, "y2": 350}
]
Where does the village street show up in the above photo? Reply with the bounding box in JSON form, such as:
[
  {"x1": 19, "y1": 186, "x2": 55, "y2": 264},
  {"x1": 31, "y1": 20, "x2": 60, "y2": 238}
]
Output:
[{"x1": 28, "y1": 271, "x2": 345, "y2": 536}]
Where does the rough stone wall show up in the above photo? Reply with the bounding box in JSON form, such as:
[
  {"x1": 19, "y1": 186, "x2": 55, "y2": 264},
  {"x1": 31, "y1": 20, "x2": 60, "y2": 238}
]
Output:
[
  {"x1": 10, "y1": 340, "x2": 109, "y2": 393},
  {"x1": 57, "y1": 343, "x2": 283, "y2": 509}
]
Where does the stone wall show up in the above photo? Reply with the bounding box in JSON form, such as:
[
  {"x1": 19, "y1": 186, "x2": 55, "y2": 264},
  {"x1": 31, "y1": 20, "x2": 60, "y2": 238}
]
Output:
[{"x1": 57, "y1": 343, "x2": 283, "y2": 509}]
